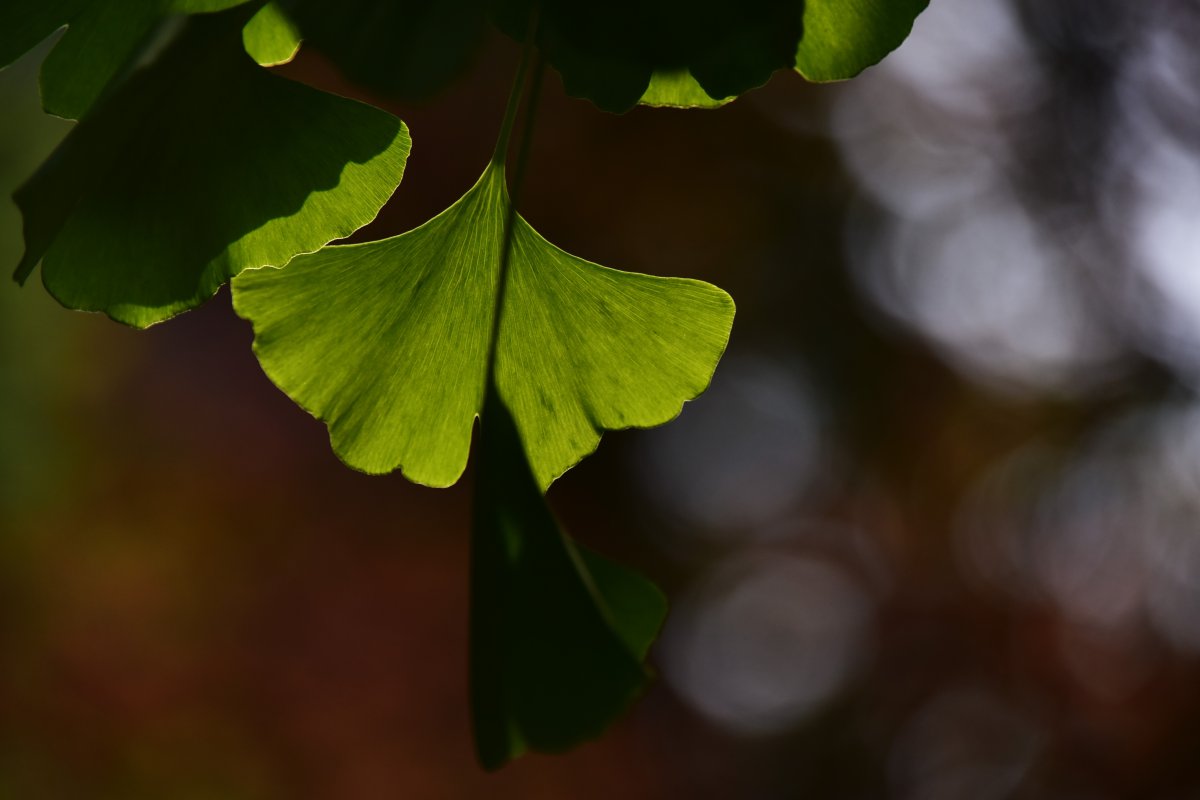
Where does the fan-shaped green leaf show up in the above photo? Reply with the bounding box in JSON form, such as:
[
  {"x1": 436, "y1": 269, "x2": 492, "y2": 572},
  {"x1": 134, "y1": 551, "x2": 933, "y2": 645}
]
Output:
[
  {"x1": 470, "y1": 386, "x2": 666, "y2": 769},
  {"x1": 13, "y1": 10, "x2": 410, "y2": 328},
  {"x1": 639, "y1": 69, "x2": 732, "y2": 108},
  {"x1": 795, "y1": 0, "x2": 928, "y2": 81},
  {"x1": 242, "y1": 1, "x2": 301, "y2": 66},
  {"x1": 232, "y1": 160, "x2": 734, "y2": 489}
]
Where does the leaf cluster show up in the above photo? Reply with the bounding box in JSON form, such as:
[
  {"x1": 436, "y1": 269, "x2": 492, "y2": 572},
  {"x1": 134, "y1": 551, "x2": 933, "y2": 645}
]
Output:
[{"x1": 1, "y1": 0, "x2": 926, "y2": 767}]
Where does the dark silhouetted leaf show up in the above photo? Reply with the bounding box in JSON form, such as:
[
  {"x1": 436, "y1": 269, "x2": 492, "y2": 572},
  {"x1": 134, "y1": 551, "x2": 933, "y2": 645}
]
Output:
[
  {"x1": 278, "y1": 0, "x2": 488, "y2": 102},
  {"x1": 13, "y1": 9, "x2": 410, "y2": 327},
  {"x1": 0, "y1": 0, "x2": 253, "y2": 119},
  {"x1": 470, "y1": 386, "x2": 666, "y2": 769},
  {"x1": 495, "y1": 0, "x2": 804, "y2": 113}
]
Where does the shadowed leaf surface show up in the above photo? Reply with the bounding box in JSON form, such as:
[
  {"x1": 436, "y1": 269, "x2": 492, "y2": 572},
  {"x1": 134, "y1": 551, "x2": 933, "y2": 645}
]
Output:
[
  {"x1": 495, "y1": 0, "x2": 804, "y2": 113},
  {"x1": 795, "y1": 0, "x2": 928, "y2": 81},
  {"x1": 232, "y1": 160, "x2": 734, "y2": 489},
  {"x1": 278, "y1": 0, "x2": 488, "y2": 102},
  {"x1": 639, "y1": 69, "x2": 733, "y2": 108},
  {"x1": 0, "y1": 0, "x2": 253, "y2": 119},
  {"x1": 470, "y1": 387, "x2": 666, "y2": 769},
  {"x1": 12, "y1": 10, "x2": 410, "y2": 328}
]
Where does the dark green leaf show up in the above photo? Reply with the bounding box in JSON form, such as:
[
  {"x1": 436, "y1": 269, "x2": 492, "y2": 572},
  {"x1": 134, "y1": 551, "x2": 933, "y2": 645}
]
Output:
[
  {"x1": 470, "y1": 386, "x2": 666, "y2": 769},
  {"x1": 578, "y1": 546, "x2": 668, "y2": 659},
  {"x1": 495, "y1": 0, "x2": 804, "y2": 113},
  {"x1": 278, "y1": 0, "x2": 488, "y2": 102},
  {"x1": 0, "y1": 0, "x2": 252, "y2": 119},
  {"x1": 0, "y1": 0, "x2": 83, "y2": 73},
  {"x1": 13, "y1": 10, "x2": 411, "y2": 328}
]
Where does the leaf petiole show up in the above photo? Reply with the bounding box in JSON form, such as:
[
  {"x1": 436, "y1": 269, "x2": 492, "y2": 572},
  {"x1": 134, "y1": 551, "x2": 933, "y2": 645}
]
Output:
[{"x1": 486, "y1": 14, "x2": 545, "y2": 387}]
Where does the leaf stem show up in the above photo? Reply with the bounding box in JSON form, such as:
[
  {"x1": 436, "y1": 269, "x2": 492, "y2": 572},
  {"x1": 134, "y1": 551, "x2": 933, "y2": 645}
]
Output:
[
  {"x1": 490, "y1": 10, "x2": 540, "y2": 166},
  {"x1": 485, "y1": 17, "x2": 545, "y2": 385}
]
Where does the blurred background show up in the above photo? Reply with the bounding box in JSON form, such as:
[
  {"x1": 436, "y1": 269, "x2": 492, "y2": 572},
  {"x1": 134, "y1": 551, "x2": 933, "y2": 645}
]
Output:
[{"x1": 5, "y1": 0, "x2": 1200, "y2": 796}]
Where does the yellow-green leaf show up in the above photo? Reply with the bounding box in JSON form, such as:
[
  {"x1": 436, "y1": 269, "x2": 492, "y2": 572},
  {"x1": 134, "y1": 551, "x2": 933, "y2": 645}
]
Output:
[
  {"x1": 795, "y1": 0, "x2": 929, "y2": 82},
  {"x1": 232, "y1": 160, "x2": 734, "y2": 489},
  {"x1": 242, "y1": 1, "x2": 301, "y2": 66}
]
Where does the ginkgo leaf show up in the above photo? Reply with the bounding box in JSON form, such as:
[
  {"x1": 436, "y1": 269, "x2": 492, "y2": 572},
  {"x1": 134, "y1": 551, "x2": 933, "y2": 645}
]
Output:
[
  {"x1": 25, "y1": 0, "x2": 159, "y2": 120},
  {"x1": 494, "y1": 0, "x2": 804, "y2": 113},
  {"x1": 242, "y1": 1, "x2": 301, "y2": 66},
  {"x1": 578, "y1": 546, "x2": 668, "y2": 661},
  {"x1": 795, "y1": 0, "x2": 929, "y2": 81},
  {"x1": 0, "y1": 0, "x2": 83, "y2": 72},
  {"x1": 470, "y1": 386, "x2": 666, "y2": 770},
  {"x1": 639, "y1": 69, "x2": 732, "y2": 109},
  {"x1": 276, "y1": 0, "x2": 488, "y2": 102},
  {"x1": 231, "y1": 159, "x2": 734, "y2": 489},
  {"x1": 637, "y1": 0, "x2": 930, "y2": 107},
  {"x1": 0, "y1": 0, "x2": 252, "y2": 120},
  {"x1": 13, "y1": 8, "x2": 411, "y2": 328}
]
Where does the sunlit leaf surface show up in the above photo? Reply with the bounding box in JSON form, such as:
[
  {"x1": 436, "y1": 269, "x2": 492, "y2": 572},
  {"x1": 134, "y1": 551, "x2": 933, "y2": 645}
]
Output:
[
  {"x1": 242, "y1": 1, "x2": 301, "y2": 66},
  {"x1": 639, "y1": 69, "x2": 732, "y2": 108},
  {"x1": 795, "y1": 0, "x2": 929, "y2": 81},
  {"x1": 233, "y1": 159, "x2": 734, "y2": 489}
]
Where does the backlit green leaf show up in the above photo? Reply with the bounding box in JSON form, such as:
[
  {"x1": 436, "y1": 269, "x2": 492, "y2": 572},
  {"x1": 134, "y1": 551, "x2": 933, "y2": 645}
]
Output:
[
  {"x1": 13, "y1": 10, "x2": 411, "y2": 328},
  {"x1": 639, "y1": 69, "x2": 732, "y2": 109},
  {"x1": 795, "y1": 0, "x2": 928, "y2": 81},
  {"x1": 232, "y1": 159, "x2": 734, "y2": 489},
  {"x1": 242, "y1": 1, "x2": 301, "y2": 66},
  {"x1": 470, "y1": 386, "x2": 666, "y2": 769}
]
